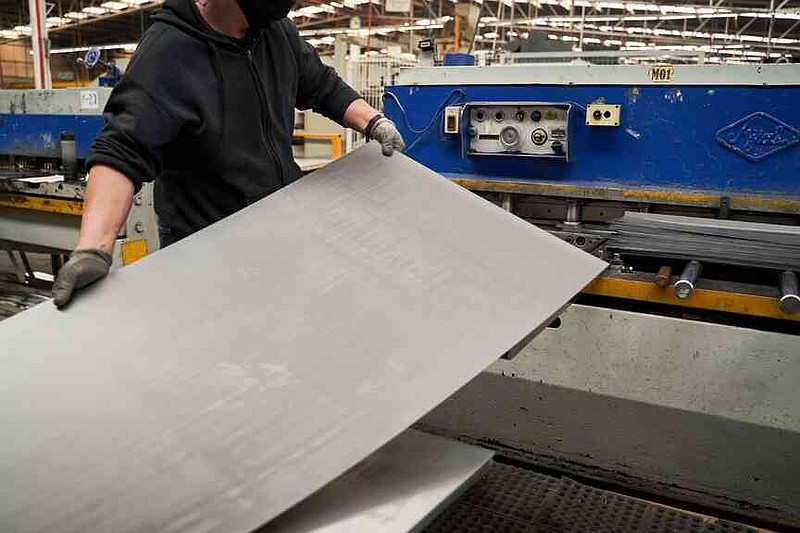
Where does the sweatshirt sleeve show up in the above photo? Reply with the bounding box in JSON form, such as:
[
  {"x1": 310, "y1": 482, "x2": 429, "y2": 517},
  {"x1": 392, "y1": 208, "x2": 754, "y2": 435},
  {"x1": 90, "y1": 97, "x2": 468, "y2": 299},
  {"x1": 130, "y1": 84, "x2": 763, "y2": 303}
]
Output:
[
  {"x1": 291, "y1": 27, "x2": 361, "y2": 124},
  {"x1": 86, "y1": 77, "x2": 184, "y2": 193},
  {"x1": 86, "y1": 27, "x2": 193, "y2": 193}
]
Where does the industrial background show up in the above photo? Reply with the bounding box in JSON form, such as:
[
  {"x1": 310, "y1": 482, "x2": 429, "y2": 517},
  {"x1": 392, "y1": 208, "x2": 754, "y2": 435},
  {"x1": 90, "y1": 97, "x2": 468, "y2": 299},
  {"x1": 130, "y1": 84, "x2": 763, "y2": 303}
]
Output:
[
  {"x1": 0, "y1": 0, "x2": 798, "y2": 88},
  {"x1": 0, "y1": 1, "x2": 799, "y2": 533}
]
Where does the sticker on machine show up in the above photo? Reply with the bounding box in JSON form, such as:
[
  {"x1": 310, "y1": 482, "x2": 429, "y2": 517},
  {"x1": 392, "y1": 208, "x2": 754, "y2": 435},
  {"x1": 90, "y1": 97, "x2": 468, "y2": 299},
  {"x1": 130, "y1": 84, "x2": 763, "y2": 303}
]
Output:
[
  {"x1": 647, "y1": 64, "x2": 674, "y2": 83},
  {"x1": 80, "y1": 90, "x2": 100, "y2": 110}
]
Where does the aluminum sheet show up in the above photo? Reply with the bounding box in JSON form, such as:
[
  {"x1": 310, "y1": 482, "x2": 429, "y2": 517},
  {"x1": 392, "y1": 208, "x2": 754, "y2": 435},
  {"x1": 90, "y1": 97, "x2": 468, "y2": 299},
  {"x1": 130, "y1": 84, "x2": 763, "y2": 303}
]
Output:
[
  {"x1": 610, "y1": 212, "x2": 800, "y2": 270},
  {"x1": 0, "y1": 143, "x2": 606, "y2": 533},
  {"x1": 264, "y1": 429, "x2": 493, "y2": 533},
  {"x1": 620, "y1": 212, "x2": 800, "y2": 246}
]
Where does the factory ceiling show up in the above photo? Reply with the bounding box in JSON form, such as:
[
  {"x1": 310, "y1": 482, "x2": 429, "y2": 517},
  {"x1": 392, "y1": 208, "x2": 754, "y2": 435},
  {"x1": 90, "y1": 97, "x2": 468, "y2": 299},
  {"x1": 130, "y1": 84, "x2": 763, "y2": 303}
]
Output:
[{"x1": 0, "y1": 0, "x2": 797, "y2": 62}]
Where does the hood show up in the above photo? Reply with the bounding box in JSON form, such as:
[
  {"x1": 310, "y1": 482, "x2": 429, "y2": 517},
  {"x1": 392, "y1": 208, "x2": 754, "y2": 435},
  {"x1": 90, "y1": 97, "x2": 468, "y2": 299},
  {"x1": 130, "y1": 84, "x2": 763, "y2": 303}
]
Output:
[{"x1": 152, "y1": 0, "x2": 249, "y2": 48}]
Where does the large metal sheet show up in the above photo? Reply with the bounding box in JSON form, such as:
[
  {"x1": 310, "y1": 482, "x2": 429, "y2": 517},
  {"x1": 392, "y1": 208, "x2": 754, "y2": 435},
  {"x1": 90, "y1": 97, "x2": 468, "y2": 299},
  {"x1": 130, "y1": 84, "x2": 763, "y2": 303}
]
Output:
[
  {"x1": 264, "y1": 429, "x2": 493, "y2": 533},
  {"x1": 0, "y1": 143, "x2": 605, "y2": 532}
]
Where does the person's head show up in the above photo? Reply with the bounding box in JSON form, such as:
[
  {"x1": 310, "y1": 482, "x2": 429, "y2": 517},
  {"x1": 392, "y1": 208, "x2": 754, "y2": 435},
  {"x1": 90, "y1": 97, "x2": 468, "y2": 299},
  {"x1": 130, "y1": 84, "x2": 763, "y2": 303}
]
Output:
[{"x1": 234, "y1": 0, "x2": 296, "y2": 28}]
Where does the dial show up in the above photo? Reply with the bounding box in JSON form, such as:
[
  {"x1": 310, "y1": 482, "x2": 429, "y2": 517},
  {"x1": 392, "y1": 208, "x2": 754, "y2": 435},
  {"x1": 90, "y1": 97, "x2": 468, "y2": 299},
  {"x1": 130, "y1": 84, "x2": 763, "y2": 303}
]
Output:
[
  {"x1": 500, "y1": 125, "x2": 521, "y2": 148},
  {"x1": 531, "y1": 128, "x2": 548, "y2": 146}
]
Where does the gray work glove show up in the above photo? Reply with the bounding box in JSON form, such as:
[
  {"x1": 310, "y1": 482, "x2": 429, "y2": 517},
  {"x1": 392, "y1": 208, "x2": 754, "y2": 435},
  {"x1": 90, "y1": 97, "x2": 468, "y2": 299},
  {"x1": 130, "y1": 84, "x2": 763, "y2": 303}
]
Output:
[
  {"x1": 52, "y1": 249, "x2": 112, "y2": 309},
  {"x1": 365, "y1": 116, "x2": 405, "y2": 157}
]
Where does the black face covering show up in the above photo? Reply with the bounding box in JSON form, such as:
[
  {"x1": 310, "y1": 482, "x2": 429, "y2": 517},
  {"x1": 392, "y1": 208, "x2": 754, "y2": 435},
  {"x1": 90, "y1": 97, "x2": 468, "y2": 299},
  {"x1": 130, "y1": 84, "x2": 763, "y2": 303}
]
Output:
[{"x1": 236, "y1": 0, "x2": 295, "y2": 28}]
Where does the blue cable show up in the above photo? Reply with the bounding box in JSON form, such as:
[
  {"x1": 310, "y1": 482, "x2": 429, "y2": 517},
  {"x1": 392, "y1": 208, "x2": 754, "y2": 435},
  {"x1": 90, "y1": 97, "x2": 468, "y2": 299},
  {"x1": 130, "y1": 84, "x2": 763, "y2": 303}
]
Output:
[{"x1": 382, "y1": 89, "x2": 466, "y2": 153}]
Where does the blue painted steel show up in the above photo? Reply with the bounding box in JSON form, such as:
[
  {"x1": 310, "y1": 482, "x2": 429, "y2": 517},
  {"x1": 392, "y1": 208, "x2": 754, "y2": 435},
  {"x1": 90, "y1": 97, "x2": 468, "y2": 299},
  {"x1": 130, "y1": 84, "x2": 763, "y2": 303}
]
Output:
[
  {"x1": 384, "y1": 82, "x2": 800, "y2": 195},
  {"x1": 0, "y1": 114, "x2": 104, "y2": 159},
  {"x1": 443, "y1": 53, "x2": 476, "y2": 66}
]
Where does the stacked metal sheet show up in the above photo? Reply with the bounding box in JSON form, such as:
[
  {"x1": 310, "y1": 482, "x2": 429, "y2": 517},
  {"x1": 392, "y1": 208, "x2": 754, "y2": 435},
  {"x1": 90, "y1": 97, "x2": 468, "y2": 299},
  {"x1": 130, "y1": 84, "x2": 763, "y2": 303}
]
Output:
[
  {"x1": 0, "y1": 144, "x2": 605, "y2": 533},
  {"x1": 610, "y1": 212, "x2": 800, "y2": 271}
]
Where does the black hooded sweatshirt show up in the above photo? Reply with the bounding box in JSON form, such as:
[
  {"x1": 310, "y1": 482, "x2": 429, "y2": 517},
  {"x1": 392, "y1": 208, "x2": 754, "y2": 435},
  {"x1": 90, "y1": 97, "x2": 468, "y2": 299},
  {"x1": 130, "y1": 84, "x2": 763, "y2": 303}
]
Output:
[{"x1": 86, "y1": 0, "x2": 360, "y2": 241}]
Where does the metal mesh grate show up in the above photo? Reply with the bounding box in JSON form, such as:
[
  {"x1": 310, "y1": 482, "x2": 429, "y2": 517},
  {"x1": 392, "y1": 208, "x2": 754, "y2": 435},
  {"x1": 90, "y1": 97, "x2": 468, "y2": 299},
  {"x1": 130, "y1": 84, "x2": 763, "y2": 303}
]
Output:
[
  {"x1": 422, "y1": 461, "x2": 762, "y2": 533},
  {"x1": 456, "y1": 462, "x2": 560, "y2": 523},
  {"x1": 424, "y1": 503, "x2": 534, "y2": 533},
  {"x1": 536, "y1": 477, "x2": 655, "y2": 533}
]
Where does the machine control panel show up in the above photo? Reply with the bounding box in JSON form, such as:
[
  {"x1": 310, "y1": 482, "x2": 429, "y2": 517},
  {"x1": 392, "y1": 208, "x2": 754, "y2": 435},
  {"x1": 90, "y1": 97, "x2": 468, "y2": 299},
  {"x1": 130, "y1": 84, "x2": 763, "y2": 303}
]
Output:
[
  {"x1": 585, "y1": 104, "x2": 621, "y2": 127},
  {"x1": 465, "y1": 103, "x2": 570, "y2": 160}
]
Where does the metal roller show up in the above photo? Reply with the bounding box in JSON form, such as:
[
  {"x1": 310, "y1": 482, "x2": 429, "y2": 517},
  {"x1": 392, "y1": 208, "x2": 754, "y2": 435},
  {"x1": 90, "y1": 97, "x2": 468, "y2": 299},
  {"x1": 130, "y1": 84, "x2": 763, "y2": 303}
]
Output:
[
  {"x1": 674, "y1": 261, "x2": 702, "y2": 300},
  {"x1": 779, "y1": 271, "x2": 800, "y2": 315}
]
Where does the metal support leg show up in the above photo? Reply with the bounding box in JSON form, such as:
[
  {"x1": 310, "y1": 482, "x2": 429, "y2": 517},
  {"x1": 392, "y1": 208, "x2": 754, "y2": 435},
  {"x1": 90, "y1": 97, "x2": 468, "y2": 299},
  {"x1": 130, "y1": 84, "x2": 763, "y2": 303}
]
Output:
[
  {"x1": 19, "y1": 252, "x2": 34, "y2": 280},
  {"x1": 500, "y1": 193, "x2": 513, "y2": 212},
  {"x1": 565, "y1": 201, "x2": 581, "y2": 227},
  {"x1": 6, "y1": 251, "x2": 26, "y2": 284}
]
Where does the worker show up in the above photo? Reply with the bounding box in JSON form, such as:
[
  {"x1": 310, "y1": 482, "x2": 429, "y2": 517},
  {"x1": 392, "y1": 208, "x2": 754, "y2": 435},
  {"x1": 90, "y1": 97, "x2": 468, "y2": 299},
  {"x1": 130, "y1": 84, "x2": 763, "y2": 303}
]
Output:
[{"x1": 51, "y1": 0, "x2": 404, "y2": 308}]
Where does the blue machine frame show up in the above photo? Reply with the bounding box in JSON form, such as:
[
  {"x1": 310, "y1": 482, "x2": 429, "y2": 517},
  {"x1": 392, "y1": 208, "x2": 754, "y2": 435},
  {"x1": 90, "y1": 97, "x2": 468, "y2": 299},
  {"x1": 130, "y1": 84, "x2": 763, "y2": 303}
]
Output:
[
  {"x1": 384, "y1": 64, "x2": 800, "y2": 197},
  {"x1": 0, "y1": 114, "x2": 104, "y2": 159},
  {"x1": 0, "y1": 88, "x2": 112, "y2": 160}
]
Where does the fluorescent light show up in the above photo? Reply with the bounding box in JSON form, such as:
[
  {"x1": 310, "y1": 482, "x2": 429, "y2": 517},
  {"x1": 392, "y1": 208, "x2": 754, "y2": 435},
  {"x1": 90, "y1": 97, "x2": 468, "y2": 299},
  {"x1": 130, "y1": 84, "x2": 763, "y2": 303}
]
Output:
[
  {"x1": 102, "y1": 2, "x2": 131, "y2": 9},
  {"x1": 82, "y1": 6, "x2": 109, "y2": 14},
  {"x1": 13, "y1": 25, "x2": 32, "y2": 34},
  {"x1": 46, "y1": 17, "x2": 69, "y2": 27},
  {"x1": 64, "y1": 11, "x2": 90, "y2": 19},
  {"x1": 51, "y1": 42, "x2": 139, "y2": 54},
  {"x1": 290, "y1": 6, "x2": 327, "y2": 18}
]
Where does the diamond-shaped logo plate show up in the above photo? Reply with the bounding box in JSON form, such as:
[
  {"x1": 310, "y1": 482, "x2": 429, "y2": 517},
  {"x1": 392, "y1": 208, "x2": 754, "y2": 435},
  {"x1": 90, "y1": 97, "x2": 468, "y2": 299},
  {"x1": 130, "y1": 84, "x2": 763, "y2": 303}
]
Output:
[{"x1": 716, "y1": 112, "x2": 799, "y2": 162}]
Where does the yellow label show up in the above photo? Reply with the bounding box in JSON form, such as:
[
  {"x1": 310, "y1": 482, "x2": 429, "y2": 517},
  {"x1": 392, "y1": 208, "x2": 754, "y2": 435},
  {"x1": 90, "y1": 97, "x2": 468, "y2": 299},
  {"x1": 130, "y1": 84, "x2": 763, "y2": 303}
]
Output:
[
  {"x1": 648, "y1": 64, "x2": 674, "y2": 83},
  {"x1": 121, "y1": 239, "x2": 148, "y2": 265}
]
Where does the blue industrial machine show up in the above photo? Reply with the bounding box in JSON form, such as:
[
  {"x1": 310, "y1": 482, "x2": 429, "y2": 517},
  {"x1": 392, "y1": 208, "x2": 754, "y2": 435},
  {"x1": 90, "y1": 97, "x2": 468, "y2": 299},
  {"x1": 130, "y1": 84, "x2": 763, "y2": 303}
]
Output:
[
  {"x1": 0, "y1": 88, "x2": 157, "y2": 268},
  {"x1": 0, "y1": 88, "x2": 109, "y2": 160},
  {"x1": 0, "y1": 49, "x2": 122, "y2": 162},
  {"x1": 385, "y1": 63, "x2": 800, "y2": 323},
  {"x1": 385, "y1": 63, "x2": 800, "y2": 195}
]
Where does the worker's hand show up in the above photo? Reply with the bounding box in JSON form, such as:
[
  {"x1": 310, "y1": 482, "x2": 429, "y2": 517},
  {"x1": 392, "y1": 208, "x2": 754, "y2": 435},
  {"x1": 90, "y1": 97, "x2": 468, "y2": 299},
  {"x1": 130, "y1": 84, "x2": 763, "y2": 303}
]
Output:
[
  {"x1": 52, "y1": 249, "x2": 113, "y2": 309},
  {"x1": 366, "y1": 116, "x2": 405, "y2": 157}
]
